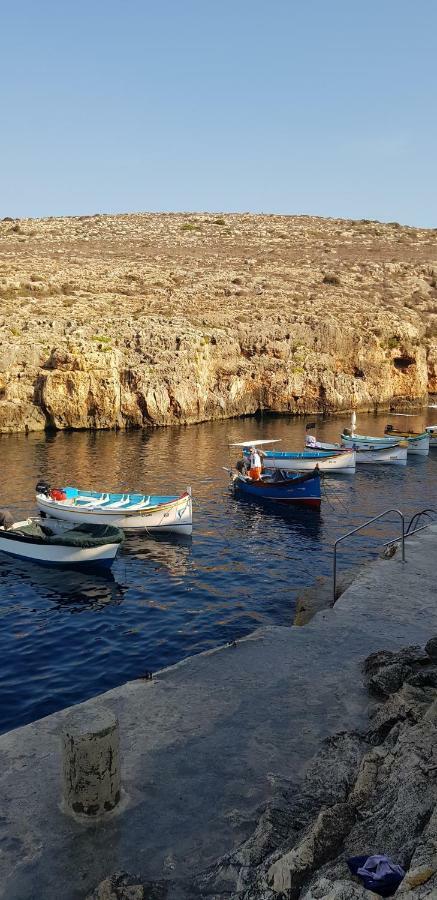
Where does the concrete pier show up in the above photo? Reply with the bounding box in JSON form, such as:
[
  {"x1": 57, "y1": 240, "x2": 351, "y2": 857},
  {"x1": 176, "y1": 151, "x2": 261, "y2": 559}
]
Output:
[{"x1": 1, "y1": 526, "x2": 437, "y2": 899}]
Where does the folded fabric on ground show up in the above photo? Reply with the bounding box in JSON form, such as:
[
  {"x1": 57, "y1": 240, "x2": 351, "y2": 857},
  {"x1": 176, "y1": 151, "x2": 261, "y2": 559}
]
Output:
[{"x1": 347, "y1": 854, "x2": 405, "y2": 897}]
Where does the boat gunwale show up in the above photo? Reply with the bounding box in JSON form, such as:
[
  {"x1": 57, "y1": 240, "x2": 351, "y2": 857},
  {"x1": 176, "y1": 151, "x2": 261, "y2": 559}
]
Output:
[{"x1": 36, "y1": 490, "x2": 191, "y2": 518}]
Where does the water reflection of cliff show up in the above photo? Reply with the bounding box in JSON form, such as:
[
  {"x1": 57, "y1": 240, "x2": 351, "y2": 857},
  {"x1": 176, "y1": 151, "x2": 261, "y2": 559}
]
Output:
[
  {"x1": 0, "y1": 556, "x2": 124, "y2": 611},
  {"x1": 120, "y1": 534, "x2": 192, "y2": 578}
]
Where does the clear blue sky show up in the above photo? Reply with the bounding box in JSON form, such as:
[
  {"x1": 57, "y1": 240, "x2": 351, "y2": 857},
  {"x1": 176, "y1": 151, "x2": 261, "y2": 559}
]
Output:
[{"x1": 1, "y1": 0, "x2": 436, "y2": 225}]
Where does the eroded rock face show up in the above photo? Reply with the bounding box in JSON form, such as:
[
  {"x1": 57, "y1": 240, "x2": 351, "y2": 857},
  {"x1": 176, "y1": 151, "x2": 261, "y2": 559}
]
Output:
[{"x1": 0, "y1": 213, "x2": 435, "y2": 432}]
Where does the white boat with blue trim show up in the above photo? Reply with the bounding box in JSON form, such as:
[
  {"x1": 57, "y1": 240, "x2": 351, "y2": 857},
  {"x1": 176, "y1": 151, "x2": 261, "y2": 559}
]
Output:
[
  {"x1": 305, "y1": 436, "x2": 408, "y2": 465},
  {"x1": 231, "y1": 440, "x2": 355, "y2": 473},
  {"x1": 341, "y1": 429, "x2": 429, "y2": 456},
  {"x1": 35, "y1": 483, "x2": 193, "y2": 535}
]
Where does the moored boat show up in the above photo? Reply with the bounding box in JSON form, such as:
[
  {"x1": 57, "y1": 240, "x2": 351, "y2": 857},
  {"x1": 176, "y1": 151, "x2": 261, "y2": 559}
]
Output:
[
  {"x1": 35, "y1": 483, "x2": 193, "y2": 535},
  {"x1": 383, "y1": 425, "x2": 430, "y2": 456},
  {"x1": 250, "y1": 447, "x2": 355, "y2": 474},
  {"x1": 305, "y1": 436, "x2": 408, "y2": 465},
  {"x1": 341, "y1": 428, "x2": 429, "y2": 456},
  {"x1": 0, "y1": 514, "x2": 123, "y2": 568},
  {"x1": 232, "y1": 468, "x2": 321, "y2": 507},
  {"x1": 426, "y1": 426, "x2": 437, "y2": 448}
]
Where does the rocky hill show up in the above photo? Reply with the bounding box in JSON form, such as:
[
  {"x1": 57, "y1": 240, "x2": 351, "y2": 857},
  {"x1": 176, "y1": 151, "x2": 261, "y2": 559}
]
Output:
[{"x1": 0, "y1": 212, "x2": 436, "y2": 432}]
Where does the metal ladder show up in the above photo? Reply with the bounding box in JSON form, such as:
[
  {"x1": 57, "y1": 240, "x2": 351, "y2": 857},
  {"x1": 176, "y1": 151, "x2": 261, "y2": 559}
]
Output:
[{"x1": 333, "y1": 507, "x2": 437, "y2": 602}]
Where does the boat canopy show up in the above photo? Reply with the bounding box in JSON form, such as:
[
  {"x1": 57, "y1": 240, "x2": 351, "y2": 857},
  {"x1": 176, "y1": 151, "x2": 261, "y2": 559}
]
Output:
[{"x1": 229, "y1": 439, "x2": 282, "y2": 448}]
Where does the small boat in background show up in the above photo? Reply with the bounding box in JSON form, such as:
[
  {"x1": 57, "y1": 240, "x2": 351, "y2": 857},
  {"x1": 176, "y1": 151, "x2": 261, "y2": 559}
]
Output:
[
  {"x1": 305, "y1": 436, "x2": 408, "y2": 465},
  {"x1": 426, "y1": 426, "x2": 437, "y2": 448},
  {"x1": 35, "y1": 483, "x2": 193, "y2": 535},
  {"x1": 230, "y1": 440, "x2": 355, "y2": 474},
  {"x1": 232, "y1": 468, "x2": 321, "y2": 507},
  {"x1": 257, "y1": 448, "x2": 355, "y2": 474},
  {"x1": 0, "y1": 513, "x2": 123, "y2": 568},
  {"x1": 341, "y1": 429, "x2": 429, "y2": 456},
  {"x1": 384, "y1": 425, "x2": 429, "y2": 455}
]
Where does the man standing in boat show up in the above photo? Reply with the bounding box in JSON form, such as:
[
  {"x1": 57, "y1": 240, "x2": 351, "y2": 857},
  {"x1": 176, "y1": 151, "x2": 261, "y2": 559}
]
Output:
[{"x1": 248, "y1": 446, "x2": 263, "y2": 480}]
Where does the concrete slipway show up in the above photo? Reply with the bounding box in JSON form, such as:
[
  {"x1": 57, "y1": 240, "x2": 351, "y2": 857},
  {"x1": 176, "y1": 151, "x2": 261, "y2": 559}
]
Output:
[{"x1": 1, "y1": 527, "x2": 437, "y2": 899}]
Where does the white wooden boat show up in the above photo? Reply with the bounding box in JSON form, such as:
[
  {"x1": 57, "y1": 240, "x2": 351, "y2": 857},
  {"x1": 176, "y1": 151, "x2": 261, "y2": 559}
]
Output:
[
  {"x1": 426, "y1": 426, "x2": 437, "y2": 448},
  {"x1": 35, "y1": 483, "x2": 193, "y2": 535},
  {"x1": 0, "y1": 515, "x2": 123, "y2": 568},
  {"x1": 341, "y1": 430, "x2": 429, "y2": 456},
  {"x1": 230, "y1": 440, "x2": 355, "y2": 473},
  {"x1": 305, "y1": 436, "x2": 407, "y2": 465},
  {"x1": 383, "y1": 426, "x2": 430, "y2": 455}
]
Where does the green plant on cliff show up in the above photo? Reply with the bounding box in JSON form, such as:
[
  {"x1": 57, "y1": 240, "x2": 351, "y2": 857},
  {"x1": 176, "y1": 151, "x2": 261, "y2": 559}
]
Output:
[
  {"x1": 181, "y1": 222, "x2": 201, "y2": 232},
  {"x1": 385, "y1": 335, "x2": 401, "y2": 350}
]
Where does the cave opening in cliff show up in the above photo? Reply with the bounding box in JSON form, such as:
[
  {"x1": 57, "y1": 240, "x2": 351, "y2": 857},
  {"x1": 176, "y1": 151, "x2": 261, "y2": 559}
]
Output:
[{"x1": 393, "y1": 356, "x2": 415, "y2": 371}]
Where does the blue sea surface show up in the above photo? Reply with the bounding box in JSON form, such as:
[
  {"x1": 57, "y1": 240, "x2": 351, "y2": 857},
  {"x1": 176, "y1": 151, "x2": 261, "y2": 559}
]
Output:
[{"x1": 1, "y1": 411, "x2": 436, "y2": 734}]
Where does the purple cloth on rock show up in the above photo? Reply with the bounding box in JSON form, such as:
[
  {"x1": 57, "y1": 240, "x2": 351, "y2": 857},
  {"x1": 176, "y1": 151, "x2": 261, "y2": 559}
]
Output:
[{"x1": 347, "y1": 854, "x2": 405, "y2": 897}]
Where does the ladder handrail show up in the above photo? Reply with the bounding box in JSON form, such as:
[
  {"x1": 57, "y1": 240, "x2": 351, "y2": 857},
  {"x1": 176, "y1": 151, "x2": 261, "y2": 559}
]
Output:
[
  {"x1": 405, "y1": 508, "x2": 437, "y2": 536},
  {"x1": 333, "y1": 508, "x2": 405, "y2": 603}
]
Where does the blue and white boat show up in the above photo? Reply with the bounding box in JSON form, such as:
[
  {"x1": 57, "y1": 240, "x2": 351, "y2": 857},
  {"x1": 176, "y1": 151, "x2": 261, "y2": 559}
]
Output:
[
  {"x1": 36, "y1": 483, "x2": 193, "y2": 535},
  {"x1": 233, "y1": 440, "x2": 356, "y2": 474},
  {"x1": 258, "y1": 447, "x2": 355, "y2": 473},
  {"x1": 232, "y1": 469, "x2": 321, "y2": 507},
  {"x1": 341, "y1": 429, "x2": 429, "y2": 456},
  {"x1": 305, "y1": 436, "x2": 408, "y2": 465}
]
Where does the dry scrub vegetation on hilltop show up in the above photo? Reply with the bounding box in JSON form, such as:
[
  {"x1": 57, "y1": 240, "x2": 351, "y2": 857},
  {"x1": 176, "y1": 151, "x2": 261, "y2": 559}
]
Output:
[{"x1": 0, "y1": 212, "x2": 436, "y2": 431}]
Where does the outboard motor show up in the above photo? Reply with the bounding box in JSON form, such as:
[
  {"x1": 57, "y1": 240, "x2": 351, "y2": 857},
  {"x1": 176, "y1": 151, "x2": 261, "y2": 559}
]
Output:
[{"x1": 36, "y1": 480, "x2": 51, "y2": 496}]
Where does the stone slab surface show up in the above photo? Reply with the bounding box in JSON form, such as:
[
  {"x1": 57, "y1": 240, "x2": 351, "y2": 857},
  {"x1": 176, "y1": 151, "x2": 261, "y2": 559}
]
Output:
[{"x1": 1, "y1": 527, "x2": 437, "y2": 899}]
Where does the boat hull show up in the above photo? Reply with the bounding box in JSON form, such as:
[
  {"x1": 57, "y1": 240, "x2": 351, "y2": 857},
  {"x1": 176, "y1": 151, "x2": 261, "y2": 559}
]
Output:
[
  {"x1": 233, "y1": 471, "x2": 321, "y2": 506},
  {"x1": 257, "y1": 449, "x2": 355, "y2": 473},
  {"x1": 309, "y1": 439, "x2": 407, "y2": 465},
  {"x1": 0, "y1": 534, "x2": 118, "y2": 567},
  {"x1": 36, "y1": 491, "x2": 193, "y2": 534},
  {"x1": 341, "y1": 433, "x2": 429, "y2": 456}
]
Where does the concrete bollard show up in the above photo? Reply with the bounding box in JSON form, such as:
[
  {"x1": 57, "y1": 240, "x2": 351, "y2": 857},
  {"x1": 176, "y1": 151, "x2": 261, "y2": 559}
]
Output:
[{"x1": 62, "y1": 707, "x2": 121, "y2": 818}]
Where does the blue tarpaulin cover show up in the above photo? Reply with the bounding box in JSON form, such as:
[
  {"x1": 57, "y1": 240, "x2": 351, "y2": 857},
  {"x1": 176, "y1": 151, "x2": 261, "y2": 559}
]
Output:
[{"x1": 347, "y1": 855, "x2": 405, "y2": 897}]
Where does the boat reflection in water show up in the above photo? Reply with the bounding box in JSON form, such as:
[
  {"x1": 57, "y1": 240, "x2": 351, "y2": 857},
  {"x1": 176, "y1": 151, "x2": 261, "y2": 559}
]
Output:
[
  {"x1": 0, "y1": 555, "x2": 125, "y2": 612},
  {"x1": 231, "y1": 492, "x2": 322, "y2": 543},
  {"x1": 120, "y1": 533, "x2": 192, "y2": 579}
]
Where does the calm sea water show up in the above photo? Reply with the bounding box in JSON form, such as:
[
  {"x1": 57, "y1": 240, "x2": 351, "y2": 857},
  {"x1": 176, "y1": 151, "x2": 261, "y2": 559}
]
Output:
[{"x1": 1, "y1": 410, "x2": 437, "y2": 734}]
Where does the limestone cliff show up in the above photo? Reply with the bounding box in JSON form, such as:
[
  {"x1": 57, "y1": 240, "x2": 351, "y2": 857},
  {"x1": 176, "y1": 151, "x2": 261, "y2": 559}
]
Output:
[{"x1": 0, "y1": 212, "x2": 436, "y2": 432}]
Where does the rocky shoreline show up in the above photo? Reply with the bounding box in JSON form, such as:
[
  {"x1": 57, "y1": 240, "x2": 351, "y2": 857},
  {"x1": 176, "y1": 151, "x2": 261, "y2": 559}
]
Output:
[
  {"x1": 89, "y1": 640, "x2": 437, "y2": 899},
  {"x1": 0, "y1": 212, "x2": 436, "y2": 432}
]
